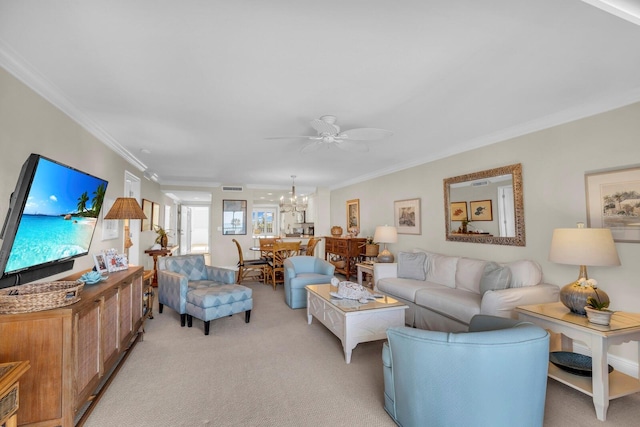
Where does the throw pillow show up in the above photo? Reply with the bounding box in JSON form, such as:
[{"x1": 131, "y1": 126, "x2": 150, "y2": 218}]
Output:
[
  {"x1": 397, "y1": 251, "x2": 427, "y2": 281},
  {"x1": 479, "y1": 261, "x2": 512, "y2": 295},
  {"x1": 508, "y1": 260, "x2": 542, "y2": 288}
]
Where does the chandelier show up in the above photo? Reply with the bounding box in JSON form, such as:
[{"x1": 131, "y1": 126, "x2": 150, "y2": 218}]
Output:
[{"x1": 280, "y1": 175, "x2": 308, "y2": 214}]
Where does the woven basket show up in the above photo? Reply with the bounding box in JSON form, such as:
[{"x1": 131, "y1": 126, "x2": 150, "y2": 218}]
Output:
[
  {"x1": 331, "y1": 226, "x2": 343, "y2": 237},
  {"x1": 0, "y1": 281, "x2": 84, "y2": 314}
]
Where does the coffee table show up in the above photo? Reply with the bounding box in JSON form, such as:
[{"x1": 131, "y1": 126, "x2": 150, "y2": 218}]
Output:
[
  {"x1": 306, "y1": 284, "x2": 407, "y2": 363},
  {"x1": 516, "y1": 302, "x2": 640, "y2": 421}
]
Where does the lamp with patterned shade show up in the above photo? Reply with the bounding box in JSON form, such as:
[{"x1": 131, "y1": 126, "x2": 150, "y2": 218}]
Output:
[
  {"x1": 104, "y1": 197, "x2": 147, "y2": 251},
  {"x1": 548, "y1": 223, "x2": 620, "y2": 315}
]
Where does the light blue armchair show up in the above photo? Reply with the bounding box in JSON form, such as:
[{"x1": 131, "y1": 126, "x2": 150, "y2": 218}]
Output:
[
  {"x1": 283, "y1": 256, "x2": 335, "y2": 309},
  {"x1": 382, "y1": 314, "x2": 550, "y2": 427},
  {"x1": 157, "y1": 254, "x2": 236, "y2": 326}
]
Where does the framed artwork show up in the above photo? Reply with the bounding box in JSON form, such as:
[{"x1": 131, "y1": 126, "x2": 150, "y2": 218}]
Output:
[
  {"x1": 394, "y1": 198, "x2": 421, "y2": 235},
  {"x1": 93, "y1": 253, "x2": 108, "y2": 274},
  {"x1": 152, "y1": 202, "x2": 160, "y2": 230},
  {"x1": 346, "y1": 199, "x2": 360, "y2": 230},
  {"x1": 450, "y1": 202, "x2": 468, "y2": 221},
  {"x1": 223, "y1": 200, "x2": 247, "y2": 235},
  {"x1": 141, "y1": 199, "x2": 152, "y2": 231},
  {"x1": 105, "y1": 253, "x2": 128, "y2": 272},
  {"x1": 470, "y1": 200, "x2": 493, "y2": 221},
  {"x1": 101, "y1": 197, "x2": 118, "y2": 240},
  {"x1": 586, "y1": 165, "x2": 640, "y2": 243}
]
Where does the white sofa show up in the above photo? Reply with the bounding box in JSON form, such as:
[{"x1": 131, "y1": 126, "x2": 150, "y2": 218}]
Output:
[{"x1": 374, "y1": 250, "x2": 559, "y2": 332}]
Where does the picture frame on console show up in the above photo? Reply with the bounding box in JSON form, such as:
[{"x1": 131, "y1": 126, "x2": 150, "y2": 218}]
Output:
[
  {"x1": 93, "y1": 253, "x2": 108, "y2": 274},
  {"x1": 586, "y1": 165, "x2": 640, "y2": 243},
  {"x1": 394, "y1": 198, "x2": 421, "y2": 235}
]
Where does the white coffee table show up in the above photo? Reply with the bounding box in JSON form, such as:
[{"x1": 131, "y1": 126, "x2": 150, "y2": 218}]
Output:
[
  {"x1": 516, "y1": 302, "x2": 640, "y2": 421},
  {"x1": 306, "y1": 284, "x2": 407, "y2": 363}
]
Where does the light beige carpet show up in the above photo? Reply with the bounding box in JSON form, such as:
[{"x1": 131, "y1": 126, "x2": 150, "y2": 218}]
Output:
[{"x1": 85, "y1": 280, "x2": 640, "y2": 427}]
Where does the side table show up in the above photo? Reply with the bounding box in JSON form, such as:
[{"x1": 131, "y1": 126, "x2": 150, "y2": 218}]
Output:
[
  {"x1": 143, "y1": 270, "x2": 155, "y2": 320},
  {"x1": 516, "y1": 302, "x2": 640, "y2": 421},
  {"x1": 356, "y1": 262, "x2": 375, "y2": 288},
  {"x1": 144, "y1": 245, "x2": 178, "y2": 287}
]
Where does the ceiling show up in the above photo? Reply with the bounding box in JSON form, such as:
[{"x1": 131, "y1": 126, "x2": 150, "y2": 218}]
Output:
[{"x1": 2, "y1": 1, "x2": 640, "y2": 203}]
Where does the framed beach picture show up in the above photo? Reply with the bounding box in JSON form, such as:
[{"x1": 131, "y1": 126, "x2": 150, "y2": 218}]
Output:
[
  {"x1": 152, "y1": 202, "x2": 160, "y2": 230},
  {"x1": 586, "y1": 165, "x2": 640, "y2": 243},
  {"x1": 470, "y1": 200, "x2": 493, "y2": 221},
  {"x1": 395, "y1": 198, "x2": 421, "y2": 235},
  {"x1": 450, "y1": 202, "x2": 468, "y2": 221},
  {"x1": 346, "y1": 199, "x2": 360, "y2": 230}
]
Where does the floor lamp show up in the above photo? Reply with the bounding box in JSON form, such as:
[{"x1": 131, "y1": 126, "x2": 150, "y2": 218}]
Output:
[{"x1": 104, "y1": 197, "x2": 147, "y2": 259}]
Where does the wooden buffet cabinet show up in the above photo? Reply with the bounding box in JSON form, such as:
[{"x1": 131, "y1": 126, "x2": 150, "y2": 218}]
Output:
[
  {"x1": 324, "y1": 237, "x2": 366, "y2": 280},
  {"x1": 0, "y1": 266, "x2": 145, "y2": 426}
]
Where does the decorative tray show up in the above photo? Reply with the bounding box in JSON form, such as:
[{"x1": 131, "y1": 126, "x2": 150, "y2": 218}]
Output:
[{"x1": 549, "y1": 351, "x2": 613, "y2": 377}]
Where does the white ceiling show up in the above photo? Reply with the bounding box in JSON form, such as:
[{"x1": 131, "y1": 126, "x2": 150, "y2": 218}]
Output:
[{"x1": 2, "y1": 1, "x2": 640, "y2": 202}]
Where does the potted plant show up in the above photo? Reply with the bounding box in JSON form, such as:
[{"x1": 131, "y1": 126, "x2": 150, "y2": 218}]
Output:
[
  {"x1": 584, "y1": 288, "x2": 613, "y2": 326},
  {"x1": 361, "y1": 236, "x2": 379, "y2": 257},
  {"x1": 154, "y1": 225, "x2": 171, "y2": 249}
]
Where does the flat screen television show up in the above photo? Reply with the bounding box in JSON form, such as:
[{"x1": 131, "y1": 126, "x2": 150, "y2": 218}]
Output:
[{"x1": 0, "y1": 154, "x2": 108, "y2": 289}]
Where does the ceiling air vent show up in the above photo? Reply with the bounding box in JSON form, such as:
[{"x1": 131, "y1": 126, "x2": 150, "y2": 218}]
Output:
[{"x1": 222, "y1": 185, "x2": 244, "y2": 192}]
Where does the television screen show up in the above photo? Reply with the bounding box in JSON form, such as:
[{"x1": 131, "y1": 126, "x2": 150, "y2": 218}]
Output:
[{"x1": 0, "y1": 154, "x2": 108, "y2": 287}]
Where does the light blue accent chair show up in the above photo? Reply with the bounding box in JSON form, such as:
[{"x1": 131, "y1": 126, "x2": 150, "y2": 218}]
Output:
[
  {"x1": 382, "y1": 314, "x2": 550, "y2": 427},
  {"x1": 157, "y1": 254, "x2": 236, "y2": 327},
  {"x1": 283, "y1": 256, "x2": 335, "y2": 309}
]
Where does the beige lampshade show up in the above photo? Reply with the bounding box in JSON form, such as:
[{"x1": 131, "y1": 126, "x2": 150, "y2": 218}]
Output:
[
  {"x1": 104, "y1": 197, "x2": 147, "y2": 220},
  {"x1": 549, "y1": 227, "x2": 620, "y2": 267},
  {"x1": 374, "y1": 225, "x2": 398, "y2": 244}
]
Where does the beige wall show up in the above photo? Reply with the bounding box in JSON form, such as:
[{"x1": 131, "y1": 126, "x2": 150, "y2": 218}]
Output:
[
  {"x1": 330, "y1": 101, "x2": 640, "y2": 363},
  {"x1": 0, "y1": 68, "x2": 164, "y2": 275}
]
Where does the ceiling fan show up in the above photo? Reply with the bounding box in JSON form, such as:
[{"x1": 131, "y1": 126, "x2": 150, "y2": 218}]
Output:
[{"x1": 267, "y1": 115, "x2": 393, "y2": 153}]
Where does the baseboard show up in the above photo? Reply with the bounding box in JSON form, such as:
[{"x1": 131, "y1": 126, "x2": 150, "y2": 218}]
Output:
[{"x1": 572, "y1": 342, "x2": 638, "y2": 379}]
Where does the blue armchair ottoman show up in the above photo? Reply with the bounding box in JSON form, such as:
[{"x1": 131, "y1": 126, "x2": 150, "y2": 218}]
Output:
[{"x1": 186, "y1": 283, "x2": 253, "y2": 335}]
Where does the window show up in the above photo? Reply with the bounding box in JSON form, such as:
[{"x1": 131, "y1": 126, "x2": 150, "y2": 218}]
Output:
[{"x1": 252, "y1": 207, "x2": 277, "y2": 237}]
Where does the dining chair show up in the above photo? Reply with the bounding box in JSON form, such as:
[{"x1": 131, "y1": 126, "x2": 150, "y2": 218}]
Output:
[
  {"x1": 232, "y1": 239, "x2": 268, "y2": 284},
  {"x1": 259, "y1": 238, "x2": 280, "y2": 261},
  {"x1": 267, "y1": 241, "x2": 300, "y2": 290},
  {"x1": 305, "y1": 237, "x2": 321, "y2": 256}
]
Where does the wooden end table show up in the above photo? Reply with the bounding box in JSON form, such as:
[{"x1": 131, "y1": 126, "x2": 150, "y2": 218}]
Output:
[
  {"x1": 516, "y1": 302, "x2": 640, "y2": 421},
  {"x1": 144, "y1": 245, "x2": 178, "y2": 287}
]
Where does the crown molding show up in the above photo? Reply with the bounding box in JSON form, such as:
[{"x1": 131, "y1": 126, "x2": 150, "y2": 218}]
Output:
[{"x1": 0, "y1": 39, "x2": 147, "y2": 171}]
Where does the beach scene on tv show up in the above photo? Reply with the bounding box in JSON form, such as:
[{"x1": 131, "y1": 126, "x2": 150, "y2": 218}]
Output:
[{"x1": 4, "y1": 158, "x2": 107, "y2": 274}]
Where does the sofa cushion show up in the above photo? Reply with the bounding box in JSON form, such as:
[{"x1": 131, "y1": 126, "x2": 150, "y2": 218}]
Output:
[
  {"x1": 426, "y1": 254, "x2": 459, "y2": 288},
  {"x1": 507, "y1": 260, "x2": 542, "y2": 288},
  {"x1": 455, "y1": 258, "x2": 486, "y2": 294},
  {"x1": 377, "y1": 277, "x2": 444, "y2": 302},
  {"x1": 415, "y1": 287, "x2": 482, "y2": 324},
  {"x1": 397, "y1": 252, "x2": 427, "y2": 281},
  {"x1": 479, "y1": 262, "x2": 512, "y2": 295}
]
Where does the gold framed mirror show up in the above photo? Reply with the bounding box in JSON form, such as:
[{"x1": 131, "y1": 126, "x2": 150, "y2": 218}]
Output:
[{"x1": 444, "y1": 163, "x2": 525, "y2": 246}]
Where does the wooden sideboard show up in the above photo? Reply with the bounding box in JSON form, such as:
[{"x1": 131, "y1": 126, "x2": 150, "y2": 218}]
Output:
[
  {"x1": 0, "y1": 266, "x2": 144, "y2": 426},
  {"x1": 0, "y1": 360, "x2": 30, "y2": 427},
  {"x1": 324, "y1": 237, "x2": 366, "y2": 280}
]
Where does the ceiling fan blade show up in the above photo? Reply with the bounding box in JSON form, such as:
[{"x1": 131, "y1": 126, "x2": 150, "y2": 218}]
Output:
[
  {"x1": 337, "y1": 127, "x2": 393, "y2": 141},
  {"x1": 300, "y1": 141, "x2": 325, "y2": 153},
  {"x1": 265, "y1": 135, "x2": 316, "y2": 140},
  {"x1": 310, "y1": 118, "x2": 340, "y2": 135},
  {"x1": 334, "y1": 140, "x2": 369, "y2": 153}
]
